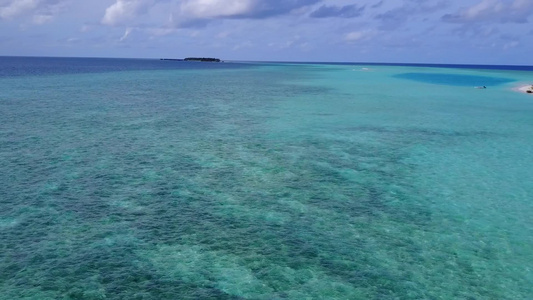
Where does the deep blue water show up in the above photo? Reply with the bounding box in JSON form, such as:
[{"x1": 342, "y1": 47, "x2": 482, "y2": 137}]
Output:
[
  {"x1": 0, "y1": 56, "x2": 253, "y2": 78},
  {"x1": 3, "y1": 56, "x2": 532, "y2": 78},
  {"x1": 1, "y1": 57, "x2": 532, "y2": 299},
  {"x1": 260, "y1": 60, "x2": 533, "y2": 71}
]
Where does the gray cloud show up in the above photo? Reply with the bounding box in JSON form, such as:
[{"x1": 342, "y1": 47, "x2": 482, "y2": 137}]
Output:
[
  {"x1": 167, "y1": 0, "x2": 325, "y2": 29},
  {"x1": 371, "y1": 1, "x2": 384, "y2": 9},
  {"x1": 102, "y1": 0, "x2": 323, "y2": 29},
  {"x1": 0, "y1": 0, "x2": 66, "y2": 22},
  {"x1": 442, "y1": 0, "x2": 533, "y2": 24},
  {"x1": 449, "y1": 23, "x2": 499, "y2": 39},
  {"x1": 223, "y1": 0, "x2": 323, "y2": 19},
  {"x1": 179, "y1": 0, "x2": 322, "y2": 20},
  {"x1": 375, "y1": 0, "x2": 448, "y2": 29},
  {"x1": 310, "y1": 4, "x2": 365, "y2": 18}
]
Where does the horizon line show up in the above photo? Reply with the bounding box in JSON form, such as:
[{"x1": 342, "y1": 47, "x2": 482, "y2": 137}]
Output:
[{"x1": 1, "y1": 55, "x2": 532, "y2": 68}]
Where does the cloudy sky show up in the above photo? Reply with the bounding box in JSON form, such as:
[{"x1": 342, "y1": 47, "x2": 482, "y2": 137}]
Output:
[{"x1": 1, "y1": 0, "x2": 532, "y2": 64}]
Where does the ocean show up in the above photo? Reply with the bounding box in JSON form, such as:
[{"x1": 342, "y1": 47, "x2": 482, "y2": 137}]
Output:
[{"x1": 0, "y1": 56, "x2": 532, "y2": 299}]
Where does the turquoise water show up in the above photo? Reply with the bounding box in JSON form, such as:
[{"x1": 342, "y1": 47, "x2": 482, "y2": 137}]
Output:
[
  {"x1": 1, "y1": 58, "x2": 532, "y2": 299},
  {"x1": 393, "y1": 72, "x2": 514, "y2": 86}
]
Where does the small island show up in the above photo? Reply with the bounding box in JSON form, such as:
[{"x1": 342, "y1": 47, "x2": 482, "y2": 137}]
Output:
[
  {"x1": 160, "y1": 57, "x2": 222, "y2": 62},
  {"x1": 185, "y1": 57, "x2": 221, "y2": 62},
  {"x1": 517, "y1": 84, "x2": 533, "y2": 94}
]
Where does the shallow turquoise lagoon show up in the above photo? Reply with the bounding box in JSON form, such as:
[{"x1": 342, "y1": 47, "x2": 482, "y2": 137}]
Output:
[{"x1": 0, "y1": 58, "x2": 532, "y2": 299}]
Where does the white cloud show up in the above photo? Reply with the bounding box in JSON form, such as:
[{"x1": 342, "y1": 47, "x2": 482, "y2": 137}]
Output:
[
  {"x1": 503, "y1": 40, "x2": 519, "y2": 49},
  {"x1": 33, "y1": 13, "x2": 53, "y2": 24},
  {"x1": 216, "y1": 30, "x2": 231, "y2": 38},
  {"x1": 232, "y1": 40, "x2": 253, "y2": 50},
  {"x1": 345, "y1": 31, "x2": 364, "y2": 41},
  {"x1": 180, "y1": 0, "x2": 254, "y2": 18},
  {"x1": 461, "y1": 0, "x2": 505, "y2": 20},
  {"x1": 119, "y1": 27, "x2": 133, "y2": 41},
  {"x1": 0, "y1": 0, "x2": 38, "y2": 19},
  {"x1": 80, "y1": 24, "x2": 91, "y2": 32},
  {"x1": 102, "y1": 0, "x2": 154, "y2": 26},
  {"x1": 344, "y1": 30, "x2": 375, "y2": 42},
  {"x1": 146, "y1": 27, "x2": 177, "y2": 36}
]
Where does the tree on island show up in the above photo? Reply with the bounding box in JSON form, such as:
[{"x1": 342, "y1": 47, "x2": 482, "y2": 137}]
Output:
[{"x1": 184, "y1": 57, "x2": 221, "y2": 62}]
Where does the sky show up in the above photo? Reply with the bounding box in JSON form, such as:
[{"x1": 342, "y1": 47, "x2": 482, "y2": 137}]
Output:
[{"x1": 0, "y1": 0, "x2": 532, "y2": 64}]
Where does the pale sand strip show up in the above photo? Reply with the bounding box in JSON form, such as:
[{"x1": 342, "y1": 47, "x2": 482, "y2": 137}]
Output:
[{"x1": 514, "y1": 84, "x2": 533, "y2": 94}]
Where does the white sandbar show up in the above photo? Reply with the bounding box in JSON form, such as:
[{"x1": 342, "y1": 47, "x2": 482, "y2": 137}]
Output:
[{"x1": 514, "y1": 84, "x2": 533, "y2": 94}]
